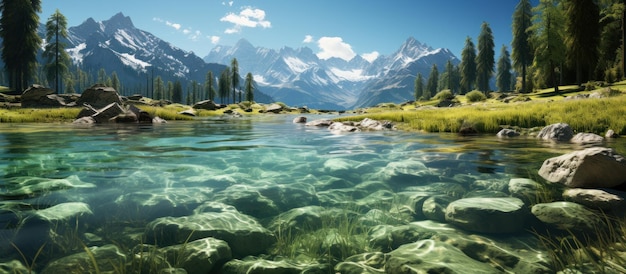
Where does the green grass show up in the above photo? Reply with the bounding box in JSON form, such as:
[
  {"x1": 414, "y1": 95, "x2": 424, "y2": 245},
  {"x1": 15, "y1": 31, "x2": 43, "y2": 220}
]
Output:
[
  {"x1": 0, "y1": 108, "x2": 83, "y2": 123},
  {"x1": 339, "y1": 84, "x2": 626, "y2": 135}
]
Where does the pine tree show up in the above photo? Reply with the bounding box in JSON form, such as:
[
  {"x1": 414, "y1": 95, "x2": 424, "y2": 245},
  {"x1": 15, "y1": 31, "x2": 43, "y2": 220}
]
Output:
[
  {"x1": 426, "y1": 64, "x2": 439, "y2": 100},
  {"x1": 0, "y1": 0, "x2": 42, "y2": 92},
  {"x1": 564, "y1": 0, "x2": 600, "y2": 85},
  {"x1": 43, "y1": 9, "x2": 70, "y2": 94},
  {"x1": 414, "y1": 73, "x2": 424, "y2": 101},
  {"x1": 172, "y1": 80, "x2": 183, "y2": 103},
  {"x1": 460, "y1": 37, "x2": 477, "y2": 94},
  {"x1": 531, "y1": 0, "x2": 566, "y2": 92},
  {"x1": 231, "y1": 58, "x2": 240, "y2": 103},
  {"x1": 110, "y1": 71, "x2": 121, "y2": 92},
  {"x1": 219, "y1": 67, "x2": 231, "y2": 104},
  {"x1": 244, "y1": 72, "x2": 255, "y2": 102},
  {"x1": 154, "y1": 76, "x2": 164, "y2": 100},
  {"x1": 496, "y1": 45, "x2": 513, "y2": 92},
  {"x1": 512, "y1": 0, "x2": 534, "y2": 93},
  {"x1": 205, "y1": 71, "x2": 216, "y2": 101},
  {"x1": 476, "y1": 22, "x2": 495, "y2": 93}
]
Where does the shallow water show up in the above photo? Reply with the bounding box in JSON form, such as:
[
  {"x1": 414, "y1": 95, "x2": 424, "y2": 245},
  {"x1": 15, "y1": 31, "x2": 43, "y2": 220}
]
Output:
[{"x1": 1, "y1": 115, "x2": 625, "y2": 271}]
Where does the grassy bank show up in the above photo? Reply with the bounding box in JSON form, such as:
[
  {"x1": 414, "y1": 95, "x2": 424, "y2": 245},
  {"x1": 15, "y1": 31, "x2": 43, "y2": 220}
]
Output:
[{"x1": 337, "y1": 83, "x2": 626, "y2": 135}]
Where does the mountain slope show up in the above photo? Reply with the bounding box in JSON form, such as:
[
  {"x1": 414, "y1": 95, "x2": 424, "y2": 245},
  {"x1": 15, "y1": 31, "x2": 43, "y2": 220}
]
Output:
[
  {"x1": 204, "y1": 37, "x2": 458, "y2": 109},
  {"x1": 57, "y1": 13, "x2": 273, "y2": 103}
]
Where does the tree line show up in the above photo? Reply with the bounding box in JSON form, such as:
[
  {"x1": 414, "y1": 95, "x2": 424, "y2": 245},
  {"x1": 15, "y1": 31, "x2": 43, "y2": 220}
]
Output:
[
  {"x1": 415, "y1": 0, "x2": 624, "y2": 101},
  {"x1": 0, "y1": 1, "x2": 255, "y2": 105}
]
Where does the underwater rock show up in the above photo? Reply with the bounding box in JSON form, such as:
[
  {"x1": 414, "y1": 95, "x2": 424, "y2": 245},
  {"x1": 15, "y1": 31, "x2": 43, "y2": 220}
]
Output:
[
  {"x1": 375, "y1": 159, "x2": 433, "y2": 189},
  {"x1": 160, "y1": 238, "x2": 232, "y2": 274},
  {"x1": 145, "y1": 211, "x2": 275, "y2": 257},
  {"x1": 445, "y1": 197, "x2": 528, "y2": 234},
  {"x1": 369, "y1": 223, "x2": 441, "y2": 251},
  {"x1": 214, "y1": 183, "x2": 319, "y2": 218},
  {"x1": 108, "y1": 187, "x2": 213, "y2": 222},
  {"x1": 335, "y1": 252, "x2": 387, "y2": 274},
  {"x1": 41, "y1": 244, "x2": 127, "y2": 274},
  {"x1": 496, "y1": 128, "x2": 521, "y2": 138},
  {"x1": 571, "y1": 132, "x2": 604, "y2": 145},
  {"x1": 538, "y1": 147, "x2": 626, "y2": 188},
  {"x1": 221, "y1": 257, "x2": 327, "y2": 274},
  {"x1": 536, "y1": 123, "x2": 574, "y2": 142},
  {"x1": 0, "y1": 175, "x2": 96, "y2": 200},
  {"x1": 531, "y1": 201, "x2": 604, "y2": 232},
  {"x1": 562, "y1": 188, "x2": 625, "y2": 210},
  {"x1": 422, "y1": 195, "x2": 455, "y2": 222},
  {"x1": 385, "y1": 240, "x2": 497, "y2": 273},
  {"x1": 432, "y1": 229, "x2": 552, "y2": 273},
  {"x1": 268, "y1": 205, "x2": 325, "y2": 233},
  {"x1": 508, "y1": 178, "x2": 546, "y2": 204}
]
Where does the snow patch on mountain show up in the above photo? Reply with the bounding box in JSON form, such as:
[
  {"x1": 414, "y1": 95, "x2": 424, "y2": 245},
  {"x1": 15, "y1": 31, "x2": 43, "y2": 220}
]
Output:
[
  {"x1": 283, "y1": 57, "x2": 310, "y2": 74},
  {"x1": 118, "y1": 53, "x2": 151, "y2": 71},
  {"x1": 67, "y1": 43, "x2": 86, "y2": 64},
  {"x1": 330, "y1": 68, "x2": 373, "y2": 82}
]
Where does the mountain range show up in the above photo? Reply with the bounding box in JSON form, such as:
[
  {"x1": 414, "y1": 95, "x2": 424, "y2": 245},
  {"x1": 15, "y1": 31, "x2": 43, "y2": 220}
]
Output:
[{"x1": 38, "y1": 12, "x2": 459, "y2": 109}]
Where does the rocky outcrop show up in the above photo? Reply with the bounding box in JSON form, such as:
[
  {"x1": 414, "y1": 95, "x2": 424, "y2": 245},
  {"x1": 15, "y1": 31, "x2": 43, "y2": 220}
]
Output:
[
  {"x1": 21, "y1": 85, "x2": 76, "y2": 108},
  {"x1": 305, "y1": 118, "x2": 395, "y2": 132},
  {"x1": 74, "y1": 101, "x2": 162, "y2": 124},
  {"x1": 76, "y1": 84, "x2": 123, "y2": 109},
  {"x1": 538, "y1": 147, "x2": 626, "y2": 188},
  {"x1": 536, "y1": 123, "x2": 574, "y2": 142}
]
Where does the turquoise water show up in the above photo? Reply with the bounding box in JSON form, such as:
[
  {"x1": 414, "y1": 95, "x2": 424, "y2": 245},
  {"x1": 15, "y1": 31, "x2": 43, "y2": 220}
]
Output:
[{"x1": 1, "y1": 115, "x2": 625, "y2": 272}]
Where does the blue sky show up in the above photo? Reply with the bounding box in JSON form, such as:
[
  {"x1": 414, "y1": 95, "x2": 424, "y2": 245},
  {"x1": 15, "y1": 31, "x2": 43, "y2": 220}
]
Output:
[{"x1": 41, "y1": 1, "x2": 525, "y2": 61}]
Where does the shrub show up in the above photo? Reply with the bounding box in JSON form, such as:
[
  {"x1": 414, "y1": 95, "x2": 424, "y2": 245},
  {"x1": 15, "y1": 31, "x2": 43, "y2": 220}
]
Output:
[
  {"x1": 465, "y1": 90, "x2": 487, "y2": 102},
  {"x1": 433, "y1": 90, "x2": 455, "y2": 101}
]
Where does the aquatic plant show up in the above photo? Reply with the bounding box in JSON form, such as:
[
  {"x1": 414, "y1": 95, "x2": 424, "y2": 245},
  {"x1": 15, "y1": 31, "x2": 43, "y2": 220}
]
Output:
[
  {"x1": 271, "y1": 207, "x2": 375, "y2": 268},
  {"x1": 533, "y1": 213, "x2": 626, "y2": 273}
]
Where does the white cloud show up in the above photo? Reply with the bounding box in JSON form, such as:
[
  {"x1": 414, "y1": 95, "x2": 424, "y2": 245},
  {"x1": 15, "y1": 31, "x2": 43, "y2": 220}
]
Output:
[
  {"x1": 210, "y1": 36, "x2": 221, "y2": 44},
  {"x1": 166, "y1": 21, "x2": 181, "y2": 30},
  {"x1": 303, "y1": 35, "x2": 314, "y2": 43},
  {"x1": 220, "y1": 7, "x2": 271, "y2": 34},
  {"x1": 316, "y1": 36, "x2": 356, "y2": 61},
  {"x1": 361, "y1": 51, "x2": 380, "y2": 63},
  {"x1": 222, "y1": 1, "x2": 234, "y2": 6}
]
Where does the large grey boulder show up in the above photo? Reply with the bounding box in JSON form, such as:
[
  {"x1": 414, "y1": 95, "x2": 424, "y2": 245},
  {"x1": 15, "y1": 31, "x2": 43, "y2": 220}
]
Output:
[
  {"x1": 192, "y1": 100, "x2": 218, "y2": 110},
  {"x1": 536, "y1": 123, "x2": 574, "y2": 142},
  {"x1": 445, "y1": 197, "x2": 528, "y2": 234},
  {"x1": 76, "y1": 84, "x2": 123, "y2": 109},
  {"x1": 145, "y1": 211, "x2": 275, "y2": 257},
  {"x1": 497, "y1": 128, "x2": 520, "y2": 138},
  {"x1": 20, "y1": 85, "x2": 55, "y2": 107},
  {"x1": 531, "y1": 201, "x2": 604, "y2": 232},
  {"x1": 571, "y1": 132, "x2": 604, "y2": 144},
  {"x1": 538, "y1": 147, "x2": 626, "y2": 188}
]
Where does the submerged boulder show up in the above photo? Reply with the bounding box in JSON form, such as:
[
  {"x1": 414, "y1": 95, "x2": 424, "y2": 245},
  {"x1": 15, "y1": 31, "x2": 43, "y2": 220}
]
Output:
[
  {"x1": 145, "y1": 211, "x2": 275, "y2": 257},
  {"x1": 531, "y1": 201, "x2": 604, "y2": 232},
  {"x1": 445, "y1": 197, "x2": 528, "y2": 234},
  {"x1": 538, "y1": 147, "x2": 626, "y2": 188}
]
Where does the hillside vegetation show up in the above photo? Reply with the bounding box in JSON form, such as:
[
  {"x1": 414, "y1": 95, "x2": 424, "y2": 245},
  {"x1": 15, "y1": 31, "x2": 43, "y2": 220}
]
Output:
[{"x1": 337, "y1": 81, "x2": 626, "y2": 135}]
